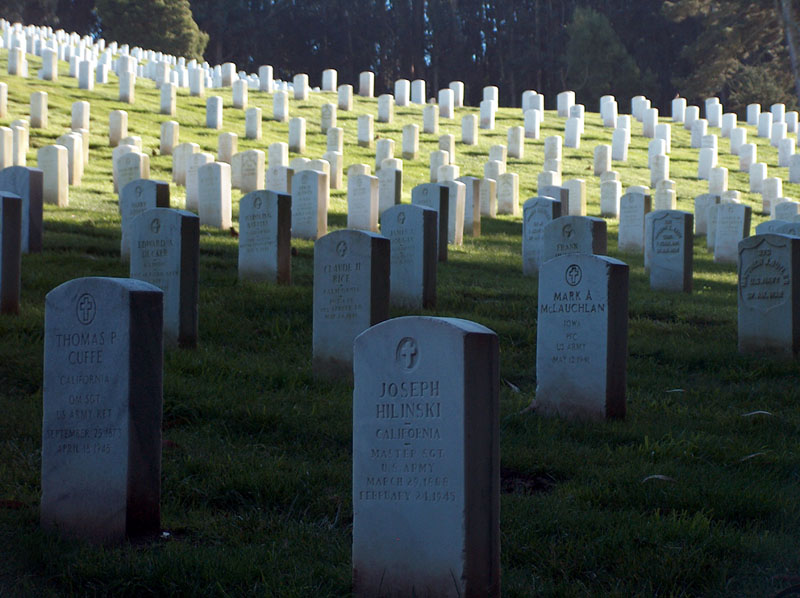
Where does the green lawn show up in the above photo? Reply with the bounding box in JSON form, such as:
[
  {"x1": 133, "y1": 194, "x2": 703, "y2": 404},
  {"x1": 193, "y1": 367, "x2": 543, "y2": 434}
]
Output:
[{"x1": 1, "y1": 49, "x2": 800, "y2": 597}]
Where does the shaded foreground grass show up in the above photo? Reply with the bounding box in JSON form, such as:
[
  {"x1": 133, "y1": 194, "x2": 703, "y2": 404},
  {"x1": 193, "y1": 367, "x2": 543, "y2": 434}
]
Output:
[{"x1": 1, "y1": 50, "x2": 800, "y2": 597}]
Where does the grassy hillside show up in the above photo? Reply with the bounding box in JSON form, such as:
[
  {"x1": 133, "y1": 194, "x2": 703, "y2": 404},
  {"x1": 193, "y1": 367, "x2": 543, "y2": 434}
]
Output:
[{"x1": 1, "y1": 49, "x2": 800, "y2": 597}]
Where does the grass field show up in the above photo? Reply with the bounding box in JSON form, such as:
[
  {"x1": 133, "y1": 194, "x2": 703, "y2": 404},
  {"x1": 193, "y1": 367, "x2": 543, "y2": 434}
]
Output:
[{"x1": 1, "y1": 48, "x2": 800, "y2": 597}]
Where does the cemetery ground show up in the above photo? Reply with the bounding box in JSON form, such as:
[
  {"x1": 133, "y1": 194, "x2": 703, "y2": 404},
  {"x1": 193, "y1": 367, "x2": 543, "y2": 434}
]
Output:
[{"x1": 1, "y1": 51, "x2": 800, "y2": 597}]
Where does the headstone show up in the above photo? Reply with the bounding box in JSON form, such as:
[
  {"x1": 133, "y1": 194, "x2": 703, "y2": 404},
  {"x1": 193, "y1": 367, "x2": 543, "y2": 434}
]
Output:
[
  {"x1": 206, "y1": 96, "x2": 222, "y2": 130},
  {"x1": 312, "y1": 229, "x2": 389, "y2": 377},
  {"x1": 56, "y1": 133, "x2": 83, "y2": 186},
  {"x1": 197, "y1": 162, "x2": 232, "y2": 229},
  {"x1": 411, "y1": 79, "x2": 426, "y2": 104},
  {"x1": 358, "y1": 114, "x2": 374, "y2": 148},
  {"x1": 438, "y1": 88, "x2": 454, "y2": 119},
  {"x1": 600, "y1": 180, "x2": 621, "y2": 218},
  {"x1": 738, "y1": 233, "x2": 800, "y2": 356},
  {"x1": 375, "y1": 138, "x2": 395, "y2": 172},
  {"x1": 730, "y1": 127, "x2": 747, "y2": 155},
  {"x1": 116, "y1": 151, "x2": 150, "y2": 201},
  {"x1": 359, "y1": 71, "x2": 374, "y2": 97},
  {"x1": 352, "y1": 316, "x2": 499, "y2": 597},
  {"x1": 327, "y1": 127, "x2": 344, "y2": 154},
  {"x1": 611, "y1": 128, "x2": 628, "y2": 161},
  {"x1": 593, "y1": 145, "x2": 611, "y2": 176},
  {"x1": 38, "y1": 145, "x2": 68, "y2": 207},
  {"x1": 0, "y1": 166, "x2": 43, "y2": 253},
  {"x1": 238, "y1": 190, "x2": 291, "y2": 284},
  {"x1": 338, "y1": 84, "x2": 353, "y2": 111},
  {"x1": 694, "y1": 193, "x2": 720, "y2": 236},
  {"x1": 449, "y1": 81, "x2": 465, "y2": 107},
  {"x1": 380, "y1": 204, "x2": 437, "y2": 308},
  {"x1": 245, "y1": 107, "x2": 262, "y2": 140},
  {"x1": 30, "y1": 91, "x2": 47, "y2": 128},
  {"x1": 291, "y1": 169, "x2": 328, "y2": 240},
  {"x1": 542, "y1": 216, "x2": 607, "y2": 262},
  {"x1": 411, "y1": 183, "x2": 449, "y2": 262},
  {"x1": 184, "y1": 152, "x2": 213, "y2": 210},
  {"x1": 217, "y1": 132, "x2": 237, "y2": 164},
  {"x1": 557, "y1": 91, "x2": 575, "y2": 117},
  {"x1": 232, "y1": 79, "x2": 247, "y2": 109},
  {"x1": 762, "y1": 177, "x2": 783, "y2": 215},
  {"x1": 779, "y1": 137, "x2": 796, "y2": 167},
  {"x1": 505, "y1": 126, "x2": 524, "y2": 162},
  {"x1": 642, "y1": 107, "x2": 658, "y2": 138},
  {"x1": 714, "y1": 203, "x2": 752, "y2": 264},
  {"x1": 750, "y1": 162, "x2": 767, "y2": 193},
  {"x1": 479, "y1": 99, "x2": 496, "y2": 129},
  {"x1": 273, "y1": 90, "x2": 289, "y2": 122},
  {"x1": 108, "y1": 110, "x2": 127, "y2": 147},
  {"x1": 480, "y1": 179, "x2": 497, "y2": 218},
  {"x1": 439, "y1": 135, "x2": 456, "y2": 165},
  {"x1": 457, "y1": 176, "x2": 481, "y2": 237},
  {"x1": 563, "y1": 179, "x2": 586, "y2": 216},
  {"x1": 618, "y1": 192, "x2": 652, "y2": 252},
  {"x1": 266, "y1": 165, "x2": 293, "y2": 195},
  {"x1": 655, "y1": 123, "x2": 672, "y2": 153},
  {"x1": 378, "y1": 94, "x2": 394, "y2": 123},
  {"x1": 774, "y1": 200, "x2": 800, "y2": 220},
  {"x1": 324, "y1": 151, "x2": 344, "y2": 190},
  {"x1": 0, "y1": 127, "x2": 11, "y2": 169},
  {"x1": 758, "y1": 112, "x2": 773, "y2": 138},
  {"x1": 41, "y1": 277, "x2": 163, "y2": 543},
  {"x1": 423, "y1": 104, "x2": 439, "y2": 135},
  {"x1": 646, "y1": 210, "x2": 693, "y2": 292},
  {"x1": 523, "y1": 196, "x2": 561, "y2": 275},
  {"x1": 402, "y1": 124, "x2": 419, "y2": 160},
  {"x1": 42, "y1": 48, "x2": 57, "y2": 81},
  {"x1": 160, "y1": 121, "x2": 179, "y2": 156},
  {"x1": 78, "y1": 59, "x2": 94, "y2": 90},
  {"x1": 429, "y1": 150, "x2": 449, "y2": 183},
  {"x1": 160, "y1": 82, "x2": 176, "y2": 116},
  {"x1": 172, "y1": 142, "x2": 198, "y2": 186},
  {"x1": 259, "y1": 65, "x2": 273, "y2": 92},
  {"x1": 524, "y1": 109, "x2": 541, "y2": 139},
  {"x1": 289, "y1": 117, "x2": 306, "y2": 154},
  {"x1": 322, "y1": 68, "x2": 337, "y2": 92},
  {"x1": 564, "y1": 117, "x2": 581, "y2": 148},
  {"x1": 0, "y1": 191, "x2": 21, "y2": 312},
  {"x1": 461, "y1": 114, "x2": 478, "y2": 145},
  {"x1": 347, "y1": 174, "x2": 379, "y2": 232},
  {"x1": 11, "y1": 122, "x2": 28, "y2": 167},
  {"x1": 651, "y1": 154, "x2": 669, "y2": 188},
  {"x1": 378, "y1": 160, "x2": 402, "y2": 216},
  {"x1": 119, "y1": 179, "x2": 170, "y2": 260},
  {"x1": 535, "y1": 254, "x2": 628, "y2": 420},
  {"x1": 129, "y1": 208, "x2": 199, "y2": 347},
  {"x1": 497, "y1": 172, "x2": 519, "y2": 216}
]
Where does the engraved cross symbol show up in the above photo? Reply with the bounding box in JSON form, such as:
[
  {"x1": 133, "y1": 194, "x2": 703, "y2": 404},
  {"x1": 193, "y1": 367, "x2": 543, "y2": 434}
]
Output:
[
  {"x1": 150, "y1": 218, "x2": 161, "y2": 234},
  {"x1": 77, "y1": 293, "x2": 96, "y2": 325},
  {"x1": 397, "y1": 338, "x2": 418, "y2": 369},
  {"x1": 566, "y1": 264, "x2": 582, "y2": 286}
]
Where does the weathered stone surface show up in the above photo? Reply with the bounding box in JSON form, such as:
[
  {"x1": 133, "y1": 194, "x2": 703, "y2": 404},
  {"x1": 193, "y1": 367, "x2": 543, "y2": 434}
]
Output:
[
  {"x1": 352, "y1": 316, "x2": 499, "y2": 598},
  {"x1": 535, "y1": 254, "x2": 628, "y2": 420},
  {"x1": 238, "y1": 190, "x2": 291, "y2": 284},
  {"x1": 41, "y1": 277, "x2": 163, "y2": 543},
  {"x1": 312, "y1": 229, "x2": 389, "y2": 378},
  {"x1": 738, "y1": 233, "x2": 800, "y2": 357}
]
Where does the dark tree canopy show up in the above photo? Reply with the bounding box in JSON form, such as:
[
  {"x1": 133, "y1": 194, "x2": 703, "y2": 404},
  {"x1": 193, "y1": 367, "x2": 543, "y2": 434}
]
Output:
[
  {"x1": 5, "y1": 0, "x2": 800, "y2": 112},
  {"x1": 96, "y1": 0, "x2": 207, "y2": 60}
]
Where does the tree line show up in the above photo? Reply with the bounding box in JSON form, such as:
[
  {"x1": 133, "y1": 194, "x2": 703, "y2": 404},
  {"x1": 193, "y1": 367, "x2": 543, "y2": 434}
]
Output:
[{"x1": 4, "y1": 0, "x2": 800, "y2": 115}]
